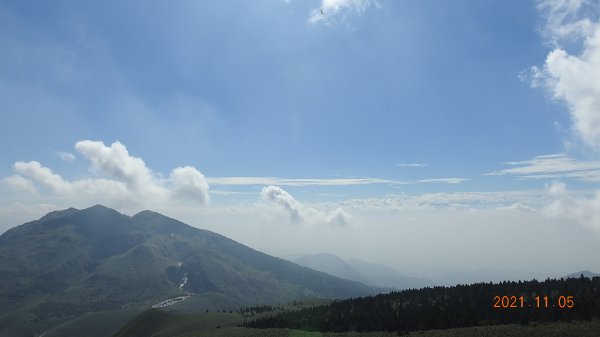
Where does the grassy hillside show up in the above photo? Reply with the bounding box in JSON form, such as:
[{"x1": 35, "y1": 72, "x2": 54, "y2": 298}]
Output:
[
  {"x1": 112, "y1": 308, "x2": 600, "y2": 337},
  {"x1": 43, "y1": 309, "x2": 143, "y2": 337}
]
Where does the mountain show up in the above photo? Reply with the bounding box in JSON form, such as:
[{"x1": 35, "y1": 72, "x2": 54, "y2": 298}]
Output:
[
  {"x1": 294, "y1": 254, "x2": 433, "y2": 290},
  {"x1": 345, "y1": 257, "x2": 434, "y2": 289},
  {"x1": 564, "y1": 270, "x2": 599, "y2": 279},
  {"x1": 0, "y1": 205, "x2": 376, "y2": 337},
  {"x1": 295, "y1": 254, "x2": 368, "y2": 285}
]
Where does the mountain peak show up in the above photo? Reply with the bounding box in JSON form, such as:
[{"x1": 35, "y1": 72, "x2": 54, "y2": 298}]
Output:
[
  {"x1": 36, "y1": 205, "x2": 122, "y2": 223},
  {"x1": 86, "y1": 204, "x2": 115, "y2": 211},
  {"x1": 38, "y1": 207, "x2": 79, "y2": 222},
  {"x1": 77, "y1": 204, "x2": 125, "y2": 217},
  {"x1": 133, "y1": 209, "x2": 162, "y2": 218}
]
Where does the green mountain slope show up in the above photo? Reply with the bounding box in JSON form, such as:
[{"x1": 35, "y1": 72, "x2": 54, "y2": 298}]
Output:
[{"x1": 0, "y1": 205, "x2": 376, "y2": 336}]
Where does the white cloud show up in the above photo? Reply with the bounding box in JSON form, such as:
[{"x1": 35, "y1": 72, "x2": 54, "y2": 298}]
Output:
[
  {"x1": 531, "y1": 0, "x2": 600, "y2": 152},
  {"x1": 75, "y1": 140, "x2": 165, "y2": 199},
  {"x1": 488, "y1": 153, "x2": 600, "y2": 231},
  {"x1": 0, "y1": 175, "x2": 37, "y2": 195},
  {"x1": 211, "y1": 176, "x2": 391, "y2": 186},
  {"x1": 260, "y1": 185, "x2": 303, "y2": 223},
  {"x1": 330, "y1": 190, "x2": 546, "y2": 212},
  {"x1": 498, "y1": 202, "x2": 536, "y2": 212},
  {"x1": 13, "y1": 161, "x2": 72, "y2": 194},
  {"x1": 57, "y1": 151, "x2": 76, "y2": 162},
  {"x1": 8, "y1": 160, "x2": 141, "y2": 204},
  {"x1": 488, "y1": 153, "x2": 600, "y2": 182},
  {"x1": 0, "y1": 140, "x2": 209, "y2": 209},
  {"x1": 169, "y1": 166, "x2": 210, "y2": 204},
  {"x1": 260, "y1": 185, "x2": 351, "y2": 226},
  {"x1": 536, "y1": 0, "x2": 598, "y2": 44},
  {"x1": 396, "y1": 163, "x2": 427, "y2": 168},
  {"x1": 543, "y1": 181, "x2": 600, "y2": 231},
  {"x1": 521, "y1": 1, "x2": 600, "y2": 233},
  {"x1": 326, "y1": 207, "x2": 352, "y2": 227},
  {"x1": 416, "y1": 178, "x2": 468, "y2": 184},
  {"x1": 208, "y1": 176, "x2": 467, "y2": 186},
  {"x1": 309, "y1": 0, "x2": 378, "y2": 24}
]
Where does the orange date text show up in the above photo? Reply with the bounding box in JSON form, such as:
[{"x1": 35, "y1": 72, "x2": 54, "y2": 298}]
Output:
[{"x1": 492, "y1": 295, "x2": 574, "y2": 309}]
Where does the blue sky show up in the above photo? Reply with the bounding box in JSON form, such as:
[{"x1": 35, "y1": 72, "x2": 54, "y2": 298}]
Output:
[{"x1": 2, "y1": 0, "x2": 600, "y2": 282}]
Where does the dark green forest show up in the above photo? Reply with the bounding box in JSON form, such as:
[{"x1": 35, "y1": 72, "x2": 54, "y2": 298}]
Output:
[{"x1": 244, "y1": 276, "x2": 600, "y2": 334}]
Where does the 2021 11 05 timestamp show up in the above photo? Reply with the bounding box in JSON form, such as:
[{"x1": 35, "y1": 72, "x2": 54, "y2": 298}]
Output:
[{"x1": 493, "y1": 295, "x2": 574, "y2": 309}]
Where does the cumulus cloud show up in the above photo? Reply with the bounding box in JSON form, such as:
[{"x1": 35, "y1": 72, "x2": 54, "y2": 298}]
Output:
[
  {"x1": 0, "y1": 140, "x2": 209, "y2": 209},
  {"x1": 260, "y1": 186, "x2": 303, "y2": 223},
  {"x1": 13, "y1": 161, "x2": 72, "y2": 194},
  {"x1": 1, "y1": 175, "x2": 37, "y2": 195},
  {"x1": 309, "y1": 0, "x2": 378, "y2": 24},
  {"x1": 543, "y1": 181, "x2": 600, "y2": 231},
  {"x1": 520, "y1": 1, "x2": 600, "y2": 233},
  {"x1": 169, "y1": 166, "x2": 210, "y2": 204},
  {"x1": 529, "y1": 0, "x2": 600, "y2": 151},
  {"x1": 260, "y1": 185, "x2": 351, "y2": 226},
  {"x1": 326, "y1": 207, "x2": 352, "y2": 227},
  {"x1": 75, "y1": 140, "x2": 168, "y2": 200}
]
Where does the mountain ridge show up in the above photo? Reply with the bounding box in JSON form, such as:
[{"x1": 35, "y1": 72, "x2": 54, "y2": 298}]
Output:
[{"x1": 0, "y1": 205, "x2": 378, "y2": 336}]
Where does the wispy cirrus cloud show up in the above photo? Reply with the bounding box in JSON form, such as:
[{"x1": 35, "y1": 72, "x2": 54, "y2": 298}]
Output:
[
  {"x1": 57, "y1": 151, "x2": 76, "y2": 163},
  {"x1": 487, "y1": 153, "x2": 600, "y2": 182},
  {"x1": 308, "y1": 0, "x2": 378, "y2": 24},
  {"x1": 208, "y1": 176, "x2": 467, "y2": 186},
  {"x1": 396, "y1": 163, "x2": 427, "y2": 168},
  {"x1": 415, "y1": 178, "x2": 466, "y2": 184}
]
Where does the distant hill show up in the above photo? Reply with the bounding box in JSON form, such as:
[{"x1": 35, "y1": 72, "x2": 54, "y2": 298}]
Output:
[
  {"x1": 564, "y1": 270, "x2": 599, "y2": 279},
  {"x1": 345, "y1": 257, "x2": 434, "y2": 289},
  {"x1": 295, "y1": 254, "x2": 368, "y2": 284},
  {"x1": 294, "y1": 253, "x2": 433, "y2": 290},
  {"x1": 0, "y1": 205, "x2": 376, "y2": 337}
]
